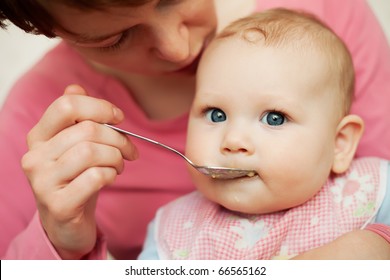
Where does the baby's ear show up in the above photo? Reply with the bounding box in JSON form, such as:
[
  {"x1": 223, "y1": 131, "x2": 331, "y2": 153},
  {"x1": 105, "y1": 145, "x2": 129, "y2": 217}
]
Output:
[{"x1": 332, "y1": 114, "x2": 364, "y2": 174}]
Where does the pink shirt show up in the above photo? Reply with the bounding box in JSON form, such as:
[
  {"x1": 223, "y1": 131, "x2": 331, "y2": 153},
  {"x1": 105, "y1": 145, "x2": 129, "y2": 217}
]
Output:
[{"x1": 1, "y1": 0, "x2": 390, "y2": 259}]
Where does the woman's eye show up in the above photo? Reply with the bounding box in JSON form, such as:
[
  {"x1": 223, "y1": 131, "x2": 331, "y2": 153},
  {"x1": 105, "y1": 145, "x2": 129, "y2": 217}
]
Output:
[
  {"x1": 99, "y1": 31, "x2": 130, "y2": 51},
  {"x1": 261, "y1": 111, "x2": 286, "y2": 126},
  {"x1": 205, "y1": 108, "x2": 227, "y2": 123}
]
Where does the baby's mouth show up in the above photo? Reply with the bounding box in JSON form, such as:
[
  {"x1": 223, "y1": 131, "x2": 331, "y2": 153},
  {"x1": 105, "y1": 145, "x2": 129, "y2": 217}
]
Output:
[{"x1": 210, "y1": 169, "x2": 259, "y2": 181}]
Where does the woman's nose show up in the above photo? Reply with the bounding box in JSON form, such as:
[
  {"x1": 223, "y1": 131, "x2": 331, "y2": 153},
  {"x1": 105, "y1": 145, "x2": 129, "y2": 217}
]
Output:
[{"x1": 152, "y1": 20, "x2": 190, "y2": 63}]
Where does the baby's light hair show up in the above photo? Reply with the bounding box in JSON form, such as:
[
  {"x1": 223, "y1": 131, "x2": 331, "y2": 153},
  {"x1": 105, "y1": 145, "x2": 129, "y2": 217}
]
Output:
[{"x1": 216, "y1": 8, "x2": 355, "y2": 117}]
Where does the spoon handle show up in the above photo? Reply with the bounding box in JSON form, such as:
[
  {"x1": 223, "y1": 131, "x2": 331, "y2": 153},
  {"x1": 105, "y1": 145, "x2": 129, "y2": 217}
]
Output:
[{"x1": 104, "y1": 124, "x2": 193, "y2": 164}]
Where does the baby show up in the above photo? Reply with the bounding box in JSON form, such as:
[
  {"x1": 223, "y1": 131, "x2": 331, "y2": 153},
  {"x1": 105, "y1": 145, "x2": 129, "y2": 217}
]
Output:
[{"x1": 139, "y1": 8, "x2": 389, "y2": 260}]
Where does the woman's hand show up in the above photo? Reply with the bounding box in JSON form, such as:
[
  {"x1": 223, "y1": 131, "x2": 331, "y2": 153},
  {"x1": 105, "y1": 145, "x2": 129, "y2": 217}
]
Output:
[
  {"x1": 292, "y1": 229, "x2": 390, "y2": 259},
  {"x1": 21, "y1": 85, "x2": 138, "y2": 259}
]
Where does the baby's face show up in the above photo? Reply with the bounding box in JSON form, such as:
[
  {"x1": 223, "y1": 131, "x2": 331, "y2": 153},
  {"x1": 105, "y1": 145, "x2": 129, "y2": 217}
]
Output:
[{"x1": 186, "y1": 36, "x2": 342, "y2": 214}]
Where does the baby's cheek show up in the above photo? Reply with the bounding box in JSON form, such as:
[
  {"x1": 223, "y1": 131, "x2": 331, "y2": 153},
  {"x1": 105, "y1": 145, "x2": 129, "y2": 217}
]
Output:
[
  {"x1": 189, "y1": 166, "x2": 207, "y2": 189},
  {"x1": 265, "y1": 165, "x2": 313, "y2": 197}
]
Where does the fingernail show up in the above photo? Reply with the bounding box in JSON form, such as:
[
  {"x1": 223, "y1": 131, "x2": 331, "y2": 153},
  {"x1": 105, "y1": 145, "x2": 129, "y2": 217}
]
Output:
[
  {"x1": 65, "y1": 84, "x2": 84, "y2": 95},
  {"x1": 133, "y1": 146, "x2": 139, "y2": 160},
  {"x1": 129, "y1": 145, "x2": 139, "y2": 161},
  {"x1": 112, "y1": 107, "x2": 124, "y2": 121}
]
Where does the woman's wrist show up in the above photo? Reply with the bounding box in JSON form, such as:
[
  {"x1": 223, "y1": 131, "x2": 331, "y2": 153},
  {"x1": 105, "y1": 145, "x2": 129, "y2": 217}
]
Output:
[{"x1": 364, "y1": 223, "x2": 390, "y2": 244}]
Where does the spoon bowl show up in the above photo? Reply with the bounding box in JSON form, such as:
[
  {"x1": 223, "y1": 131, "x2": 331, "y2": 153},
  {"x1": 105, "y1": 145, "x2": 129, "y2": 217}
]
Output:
[{"x1": 104, "y1": 124, "x2": 257, "y2": 180}]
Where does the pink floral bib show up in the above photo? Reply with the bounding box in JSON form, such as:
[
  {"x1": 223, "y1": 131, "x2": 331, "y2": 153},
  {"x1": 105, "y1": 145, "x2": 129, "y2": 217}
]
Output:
[{"x1": 155, "y1": 158, "x2": 387, "y2": 259}]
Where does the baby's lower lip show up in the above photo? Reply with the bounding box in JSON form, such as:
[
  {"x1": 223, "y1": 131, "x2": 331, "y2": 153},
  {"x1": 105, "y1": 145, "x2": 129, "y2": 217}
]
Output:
[
  {"x1": 237, "y1": 173, "x2": 259, "y2": 180},
  {"x1": 215, "y1": 173, "x2": 259, "y2": 181}
]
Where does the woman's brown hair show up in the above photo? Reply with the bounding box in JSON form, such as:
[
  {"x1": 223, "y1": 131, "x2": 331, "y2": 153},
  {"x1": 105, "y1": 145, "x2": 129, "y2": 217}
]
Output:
[{"x1": 0, "y1": 0, "x2": 152, "y2": 37}]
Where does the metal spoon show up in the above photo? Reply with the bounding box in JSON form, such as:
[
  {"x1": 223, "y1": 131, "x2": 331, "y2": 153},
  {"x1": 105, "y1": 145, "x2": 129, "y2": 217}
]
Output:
[{"x1": 104, "y1": 124, "x2": 257, "y2": 180}]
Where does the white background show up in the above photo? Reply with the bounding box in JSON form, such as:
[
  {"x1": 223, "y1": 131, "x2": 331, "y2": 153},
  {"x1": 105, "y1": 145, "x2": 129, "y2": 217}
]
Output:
[
  {"x1": 2, "y1": 260, "x2": 390, "y2": 280},
  {"x1": 0, "y1": 0, "x2": 389, "y2": 107}
]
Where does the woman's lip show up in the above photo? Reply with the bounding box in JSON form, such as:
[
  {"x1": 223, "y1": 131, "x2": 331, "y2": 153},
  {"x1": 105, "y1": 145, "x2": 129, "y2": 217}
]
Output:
[
  {"x1": 173, "y1": 50, "x2": 203, "y2": 74},
  {"x1": 173, "y1": 33, "x2": 213, "y2": 74}
]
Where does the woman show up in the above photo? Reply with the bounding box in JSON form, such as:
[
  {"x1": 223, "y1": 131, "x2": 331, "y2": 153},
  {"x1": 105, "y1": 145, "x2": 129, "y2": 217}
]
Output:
[{"x1": 0, "y1": 0, "x2": 389, "y2": 259}]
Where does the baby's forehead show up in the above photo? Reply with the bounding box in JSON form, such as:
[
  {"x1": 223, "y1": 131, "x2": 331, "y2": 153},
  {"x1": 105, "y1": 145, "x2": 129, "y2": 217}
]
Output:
[
  {"x1": 212, "y1": 30, "x2": 329, "y2": 64},
  {"x1": 204, "y1": 34, "x2": 346, "y2": 114},
  {"x1": 204, "y1": 9, "x2": 354, "y2": 116},
  {"x1": 241, "y1": 28, "x2": 267, "y2": 43}
]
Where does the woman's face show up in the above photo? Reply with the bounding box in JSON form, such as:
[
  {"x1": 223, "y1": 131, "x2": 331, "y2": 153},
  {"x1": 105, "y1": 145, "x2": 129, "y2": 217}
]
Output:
[{"x1": 46, "y1": 0, "x2": 217, "y2": 76}]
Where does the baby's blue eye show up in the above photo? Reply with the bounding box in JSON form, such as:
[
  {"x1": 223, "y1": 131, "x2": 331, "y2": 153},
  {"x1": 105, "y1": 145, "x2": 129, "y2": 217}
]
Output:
[
  {"x1": 261, "y1": 112, "x2": 285, "y2": 126},
  {"x1": 206, "y1": 108, "x2": 227, "y2": 122}
]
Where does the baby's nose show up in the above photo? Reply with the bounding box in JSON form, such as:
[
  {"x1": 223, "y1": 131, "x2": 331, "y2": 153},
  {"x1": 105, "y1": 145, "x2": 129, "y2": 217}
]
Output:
[{"x1": 221, "y1": 129, "x2": 255, "y2": 155}]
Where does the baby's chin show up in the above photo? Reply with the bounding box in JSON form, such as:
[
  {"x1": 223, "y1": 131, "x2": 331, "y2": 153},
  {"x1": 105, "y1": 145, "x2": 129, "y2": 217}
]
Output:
[
  {"x1": 194, "y1": 176, "x2": 259, "y2": 209},
  {"x1": 209, "y1": 189, "x2": 295, "y2": 215},
  {"x1": 202, "y1": 188, "x2": 272, "y2": 215}
]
